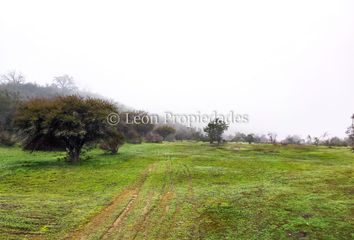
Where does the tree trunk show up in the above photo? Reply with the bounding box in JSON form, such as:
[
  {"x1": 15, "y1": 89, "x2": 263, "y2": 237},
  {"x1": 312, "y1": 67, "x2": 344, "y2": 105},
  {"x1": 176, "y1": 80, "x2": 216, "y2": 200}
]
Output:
[
  {"x1": 68, "y1": 147, "x2": 81, "y2": 163},
  {"x1": 111, "y1": 148, "x2": 117, "y2": 155},
  {"x1": 217, "y1": 135, "x2": 223, "y2": 145}
]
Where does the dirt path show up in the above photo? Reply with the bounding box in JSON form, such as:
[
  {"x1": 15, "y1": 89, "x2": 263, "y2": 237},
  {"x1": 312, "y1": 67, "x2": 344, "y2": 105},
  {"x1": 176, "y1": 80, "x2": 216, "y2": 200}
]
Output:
[
  {"x1": 66, "y1": 160, "x2": 181, "y2": 240},
  {"x1": 130, "y1": 161, "x2": 175, "y2": 239},
  {"x1": 66, "y1": 164, "x2": 154, "y2": 240},
  {"x1": 183, "y1": 164, "x2": 200, "y2": 239},
  {"x1": 101, "y1": 191, "x2": 138, "y2": 239}
]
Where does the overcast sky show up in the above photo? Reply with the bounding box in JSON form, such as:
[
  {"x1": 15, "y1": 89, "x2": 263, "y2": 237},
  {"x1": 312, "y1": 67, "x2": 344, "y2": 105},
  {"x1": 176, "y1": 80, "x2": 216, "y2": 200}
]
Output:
[{"x1": 1, "y1": 0, "x2": 353, "y2": 138}]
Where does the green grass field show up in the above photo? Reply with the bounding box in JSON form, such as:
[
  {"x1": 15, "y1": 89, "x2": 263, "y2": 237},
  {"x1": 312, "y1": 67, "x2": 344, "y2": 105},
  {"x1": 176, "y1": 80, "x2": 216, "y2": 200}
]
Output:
[{"x1": 0, "y1": 142, "x2": 353, "y2": 240}]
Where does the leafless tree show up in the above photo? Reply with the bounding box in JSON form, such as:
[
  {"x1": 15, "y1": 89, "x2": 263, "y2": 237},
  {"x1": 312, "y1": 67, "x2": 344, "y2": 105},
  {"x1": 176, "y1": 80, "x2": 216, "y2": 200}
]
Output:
[
  {"x1": 313, "y1": 132, "x2": 329, "y2": 146},
  {"x1": 1, "y1": 71, "x2": 25, "y2": 84},
  {"x1": 306, "y1": 135, "x2": 312, "y2": 145},
  {"x1": 313, "y1": 137, "x2": 320, "y2": 146},
  {"x1": 346, "y1": 114, "x2": 354, "y2": 151},
  {"x1": 267, "y1": 132, "x2": 277, "y2": 144},
  {"x1": 52, "y1": 75, "x2": 77, "y2": 91}
]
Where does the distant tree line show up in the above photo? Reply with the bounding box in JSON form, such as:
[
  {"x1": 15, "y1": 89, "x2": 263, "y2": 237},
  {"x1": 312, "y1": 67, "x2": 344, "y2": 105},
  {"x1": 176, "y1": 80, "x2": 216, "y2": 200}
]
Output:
[
  {"x1": 228, "y1": 131, "x2": 352, "y2": 147},
  {"x1": 0, "y1": 70, "x2": 353, "y2": 163}
]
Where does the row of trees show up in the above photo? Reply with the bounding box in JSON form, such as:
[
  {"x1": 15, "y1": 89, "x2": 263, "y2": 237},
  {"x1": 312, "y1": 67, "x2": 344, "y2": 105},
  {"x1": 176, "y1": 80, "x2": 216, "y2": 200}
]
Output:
[
  {"x1": 1, "y1": 71, "x2": 353, "y2": 163},
  {"x1": 228, "y1": 131, "x2": 353, "y2": 148},
  {"x1": 4, "y1": 93, "x2": 354, "y2": 164},
  {"x1": 0, "y1": 71, "x2": 81, "y2": 99},
  {"x1": 0, "y1": 71, "x2": 79, "y2": 90}
]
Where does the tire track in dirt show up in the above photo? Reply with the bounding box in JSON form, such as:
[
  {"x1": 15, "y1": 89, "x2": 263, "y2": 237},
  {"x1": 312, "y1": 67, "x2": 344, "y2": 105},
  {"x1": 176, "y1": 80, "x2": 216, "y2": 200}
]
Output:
[
  {"x1": 153, "y1": 160, "x2": 177, "y2": 239},
  {"x1": 183, "y1": 164, "x2": 195, "y2": 203},
  {"x1": 101, "y1": 192, "x2": 138, "y2": 239},
  {"x1": 100, "y1": 164, "x2": 155, "y2": 240},
  {"x1": 154, "y1": 190, "x2": 176, "y2": 239},
  {"x1": 131, "y1": 161, "x2": 175, "y2": 239},
  {"x1": 130, "y1": 193, "x2": 156, "y2": 240},
  {"x1": 183, "y1": 164, "x2": 201, "y2": 239},
  {"x1": 66, "y1": 164, "x2": 155, "y2": 240}
]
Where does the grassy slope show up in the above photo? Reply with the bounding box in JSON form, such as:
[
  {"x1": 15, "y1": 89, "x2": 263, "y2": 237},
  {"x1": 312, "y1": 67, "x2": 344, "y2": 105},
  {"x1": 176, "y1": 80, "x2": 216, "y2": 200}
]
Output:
[{"x1": 0, "y1": 143, "x2": 353, "y2": 239}]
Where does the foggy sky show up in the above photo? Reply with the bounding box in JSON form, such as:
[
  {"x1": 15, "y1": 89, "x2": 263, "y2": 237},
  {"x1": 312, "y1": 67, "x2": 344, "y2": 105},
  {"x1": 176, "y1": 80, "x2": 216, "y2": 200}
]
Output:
[{"x1": 1, "y1": 0, "x2": 353, "y2": 138}]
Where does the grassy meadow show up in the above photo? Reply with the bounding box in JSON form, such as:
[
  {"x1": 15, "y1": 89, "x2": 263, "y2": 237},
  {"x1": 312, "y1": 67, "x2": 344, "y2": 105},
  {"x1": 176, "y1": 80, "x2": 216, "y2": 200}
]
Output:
[{"x1": 0, "y1": 142, "x2": 353, "y2": 239}]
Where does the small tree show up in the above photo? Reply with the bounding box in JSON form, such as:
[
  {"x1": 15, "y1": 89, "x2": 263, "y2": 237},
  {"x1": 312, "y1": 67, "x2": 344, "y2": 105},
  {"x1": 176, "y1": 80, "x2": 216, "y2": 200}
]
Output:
[
  {"x1": 268, "y1": 132, "x2": 277, "y2": 144},
  {"x1": 125, "y1": 129, "x2": 142, "y2": 144},
  {"x1": 282, "y1": 135, "x2": 303, "y2": 145},
  {"x1": 191, "y1": 129, "x2": 208, "y2": 142},
  {"x1": 118, "y1": 111, "x2": 154, "y2": 143},
  {"x1": 154, "y1": 125, "x2": 176, "y2": 140},
  {"x1": 313, "y1": 137, "x2": 320, "y2": 146},
  {"x1": 132, "y1": 111, "x2": 155, "y2": 137},
  {"x1": 145, "y1": 132, "x2": 163, "y2": 143},
  {"x1": 203, "y1": 118, "x2": 229, "y2": 144},
  {"x1": 244, "y1": 134, "x2": 255, "y2": 144},
  {"x1": 15, "y1": 96, "x2": 116, "y2": 163},
  {"x1": 232, "y1": 132, "x2": 246, "y2": 142},
  {"x1": 306, "y1": 135, "x2": 312, "y2": 145},
  {"x1": 346, "y1": 114, "x2": 354, "y2": 151},
  {"x1": 311, "y1": 132, "x2": 328, "y2": 146},
  {"x1": 100, "y1": 129, "x2": 125, "y2": 154}
]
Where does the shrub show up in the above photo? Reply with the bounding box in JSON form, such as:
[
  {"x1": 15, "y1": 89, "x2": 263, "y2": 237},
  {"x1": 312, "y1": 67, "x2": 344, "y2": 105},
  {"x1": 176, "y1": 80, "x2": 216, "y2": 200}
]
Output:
[
  {"x1": 282, "y1": 135, "x2": 304, "y2": 145},
  {"x1": 325, "y1": 137, "x2": 348, "y2": 147},
  {"x1": 244, "y1": 134, "x2": 256, "y2": 144},
  {"x1": 125, "y1": 129, "x2": 142, "y2": 144},
  {"x1": 154, "y1": 125, "x2": 176, "y2": 140},
  {"x1": 100, "y1": 130, "x2": 125, "y2": 154},
  {"x1": 145, "y1": 132, "x2": 163, "y2": 143},
  {"x1": 118, "y1": 111, "x2": 154, "y2": 139}
]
